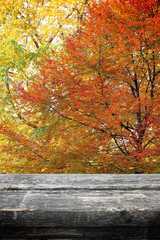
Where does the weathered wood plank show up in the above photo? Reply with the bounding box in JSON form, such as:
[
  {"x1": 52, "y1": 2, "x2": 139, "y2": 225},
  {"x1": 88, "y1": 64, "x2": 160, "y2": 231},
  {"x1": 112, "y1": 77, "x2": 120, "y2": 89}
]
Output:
[
  {"x1": 0, "y1": 189, "x2": 160, "y2": 226},
  {"x1": 0, "y1": 174, "x2": 160, "y2": 190},
  {"x1": 0, "y1": 174, "x2": 160, "y2": 239},
  {"x1": 0, "y1": 226, "x2": 160, "y2": 239}
]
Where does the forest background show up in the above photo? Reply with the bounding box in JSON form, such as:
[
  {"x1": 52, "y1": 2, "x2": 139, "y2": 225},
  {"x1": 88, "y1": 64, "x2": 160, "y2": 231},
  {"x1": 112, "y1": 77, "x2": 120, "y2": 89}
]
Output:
[{"x1": 0, "y1": 0, "x2": 159, "y2": 173}]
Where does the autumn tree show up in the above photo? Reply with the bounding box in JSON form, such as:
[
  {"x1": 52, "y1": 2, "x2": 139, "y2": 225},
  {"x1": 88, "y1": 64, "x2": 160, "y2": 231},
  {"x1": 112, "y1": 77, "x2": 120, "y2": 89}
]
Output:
[
  {"x1": 16, "y1": 0, "x2": 160, "y2": 173},
  {"x1": 0, "y1": 0, "x2": 90, "y2": 173}
]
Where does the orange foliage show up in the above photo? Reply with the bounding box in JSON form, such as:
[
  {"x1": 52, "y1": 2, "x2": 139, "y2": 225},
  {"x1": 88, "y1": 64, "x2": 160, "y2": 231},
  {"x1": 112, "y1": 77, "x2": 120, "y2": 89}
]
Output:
[{"x1": 13, "y1": 0, "x2": 160, "y2": 173}]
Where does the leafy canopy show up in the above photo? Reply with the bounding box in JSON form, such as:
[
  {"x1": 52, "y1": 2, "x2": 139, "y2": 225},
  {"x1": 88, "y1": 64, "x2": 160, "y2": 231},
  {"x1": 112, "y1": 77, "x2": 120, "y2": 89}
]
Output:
[{"x1": 0, "y1": 0, "x2": 160, "y2": 173}]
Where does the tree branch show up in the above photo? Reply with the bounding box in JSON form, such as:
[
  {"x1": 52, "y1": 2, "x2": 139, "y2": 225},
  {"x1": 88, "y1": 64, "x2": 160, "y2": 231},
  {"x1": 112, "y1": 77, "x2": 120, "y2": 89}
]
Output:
[{"x1": 143, "y1": 137, "x2": 155, "y2": 149}]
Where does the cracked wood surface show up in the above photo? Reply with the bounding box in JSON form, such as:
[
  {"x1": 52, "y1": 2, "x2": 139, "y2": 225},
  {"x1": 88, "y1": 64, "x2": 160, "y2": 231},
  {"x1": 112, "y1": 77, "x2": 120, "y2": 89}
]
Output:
[
  {"x1": 0, "y1": 174, "x2": 160, "y2": 239},
  {"x1": 0, "y1": 174, "x2": 160, "y2": 190}
]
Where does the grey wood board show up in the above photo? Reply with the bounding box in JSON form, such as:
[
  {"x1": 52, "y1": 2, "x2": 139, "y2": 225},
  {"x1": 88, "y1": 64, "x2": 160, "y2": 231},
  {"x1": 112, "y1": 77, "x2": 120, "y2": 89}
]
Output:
[
  {"x1": 0, "y1": 174, "x2": 160, "y2": 228},
  {"x1": 0, "y1": 174, "x2": 160, "y2": 190},
  {"x1": 0, "y1": 174, "x2": 160, "y2": 239},
  {"x1": 0, "y1": 174, "x2": 160, "y2": 227},
  {"x1": 0, "y1": 226, "x2": 160, "y2": 239}
]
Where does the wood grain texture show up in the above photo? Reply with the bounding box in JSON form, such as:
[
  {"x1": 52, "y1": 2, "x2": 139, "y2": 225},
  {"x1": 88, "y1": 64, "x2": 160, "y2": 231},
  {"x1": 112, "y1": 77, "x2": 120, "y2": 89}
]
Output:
[{"x1": 0, "y1": 174, "x2": 160, "y2": 239}]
